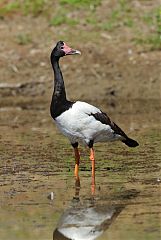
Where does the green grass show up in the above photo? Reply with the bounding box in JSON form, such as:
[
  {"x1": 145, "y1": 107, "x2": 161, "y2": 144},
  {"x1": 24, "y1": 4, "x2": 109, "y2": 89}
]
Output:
[
  {"x1": 0, "y1": 1, "x2": 20, "y2": 15},
  {"x1": 119, "y1": 0, "x2": 131, "y2": 12},
  {"x1": 99, "y1": 0, "x2": 134, "y2": 31},
  {"x1": 123, "y1": 18, "x2": 133, "y2": 27},
  {"x1": 0, "y1": 0, "x2": 102, "y2": 17},
  {"x1": 16, "y1": 34, "x2": 32, "y2": 45},
  {"x1": 134, "y1": 35, "x2": 161, "y2": 51},
  {"x1": 155, "y1": 7, "x2": 161, "y2": 35},
  {"x1": 85, "y1": 16, "x2": 98, "y2": 25},
  {"x1": 60, "y1": 0, "x2": 101, "y2": 9},
  {"x1": 0, "y1": 0, "x2": 160, "y2": 51},
  {"x1": 50, "y1": 0, "x2": 101, "y2": 27},
  {"x1": 101, "y1": 9, "x2": 121, "y2": 31},
  {"x1": 50, "y1": 15, "x2": 78, "y2": 26},
  {"x1": 23, "y1": 0, "x2": 46, "y2": 16},
  {"x1": 101, "y1": 6, "x2": 134, "y2": 31},
  {"x1": 0, "y1": 0, "x2": 46, "y2": 16},
  {"x1": 143, "y1": 13, "x2": 154, "y2": 25},
  {"x1": 134, "y1": 7, "x2": 161, "y2": 50}
]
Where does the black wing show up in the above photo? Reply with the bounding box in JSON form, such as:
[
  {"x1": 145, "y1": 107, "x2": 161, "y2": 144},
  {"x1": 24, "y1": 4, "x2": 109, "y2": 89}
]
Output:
[{"x1": 90, "y1": 111, "x2": 128, "y2": 139}]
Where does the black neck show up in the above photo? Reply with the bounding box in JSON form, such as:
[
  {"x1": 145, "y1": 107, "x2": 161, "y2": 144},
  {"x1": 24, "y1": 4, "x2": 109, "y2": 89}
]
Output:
[
  {"x1": 50, "y1": 56, "x2": 74, "y2": 119},
  {"x1": 51, "y1": 57, "x2": 67, "y2": 102}
]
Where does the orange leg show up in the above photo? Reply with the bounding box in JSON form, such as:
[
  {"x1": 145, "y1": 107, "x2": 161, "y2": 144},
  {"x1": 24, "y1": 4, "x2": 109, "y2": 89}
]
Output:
[
  {"x1": 74, "y1": 147, "x2": 80, "y2": 180},
  {"x1": 90, "y1": 147, "x2": 95, "y2": 194}
]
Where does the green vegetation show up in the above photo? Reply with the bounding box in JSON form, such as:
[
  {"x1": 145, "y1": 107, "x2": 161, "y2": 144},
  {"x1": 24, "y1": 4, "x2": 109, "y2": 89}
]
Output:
[
  {"x1": 0, "y1": 1, "x2": 20, "y2": 15},
  {"x1": 0, "y1": 0, "x2": 160, "y2": 50},
  {"x1": 85, "y1": 16, "x2": 98, "y2": 25},
  {"x1": 22, "y1": 0, "x2": 46, "y2": 15},
  {"x1": 60, "y1": 0, "x2": 101, "y2": 8},
  {"x1": 50, "y1": 15, "x2": 78, "y2": 26},
  {"x1": 0, "y1": 0, "x2": 46, "y2": 16},
  {"x1": 100, "y1": 1, "x2": 134, "y2": 31},
  {"x1": 134, "y1": 8, "x2": 161, "y2": 50},
  {"x1": 0, "y1": 0, "x2": 101, "y2": 16},
  {"x1": 134, "y1": 35, "x2": 161, "y2": 51},
  {"x1": 101, "y1": 10, "x2": 121, "y2": 31},
  {"x1": 16, "y1": 33, "x2": 32, "y2": 45}
]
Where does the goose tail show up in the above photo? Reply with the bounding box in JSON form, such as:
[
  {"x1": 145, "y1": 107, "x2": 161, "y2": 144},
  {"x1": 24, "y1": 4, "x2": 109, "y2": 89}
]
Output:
[{"x1": 122, "y1": 138, "x2": 139, "y2": 147}]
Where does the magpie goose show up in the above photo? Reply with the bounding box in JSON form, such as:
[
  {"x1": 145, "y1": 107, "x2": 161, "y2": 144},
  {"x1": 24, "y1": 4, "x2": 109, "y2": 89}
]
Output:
[{"x1": 50, "y1": 41, "x2": 139, "y2": 187}]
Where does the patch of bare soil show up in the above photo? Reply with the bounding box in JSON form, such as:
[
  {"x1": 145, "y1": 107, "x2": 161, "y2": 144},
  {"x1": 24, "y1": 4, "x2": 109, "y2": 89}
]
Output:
[{"x1": 0, "y1": 1, "x2": 161, "y2": 112}]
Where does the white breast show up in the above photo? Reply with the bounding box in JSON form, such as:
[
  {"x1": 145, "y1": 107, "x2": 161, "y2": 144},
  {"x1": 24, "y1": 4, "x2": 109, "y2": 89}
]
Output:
[{"x1": 54, "y1": 101, "x2": 120, "y2": 145}]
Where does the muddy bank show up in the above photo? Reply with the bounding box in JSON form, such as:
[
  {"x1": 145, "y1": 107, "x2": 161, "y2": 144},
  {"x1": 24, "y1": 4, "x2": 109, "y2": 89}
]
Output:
[
  {"x1": 0, "y1": 105, "x2": 161, "y2": 239},
  {"x1": 0, "y1": 8, "x2": 161, "y2": 105}
]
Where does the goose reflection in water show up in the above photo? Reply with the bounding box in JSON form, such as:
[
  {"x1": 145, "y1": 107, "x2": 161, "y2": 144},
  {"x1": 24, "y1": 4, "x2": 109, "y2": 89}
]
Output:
[{"x1": 53, "y1": 178, "x2": 126, "y2": 240}]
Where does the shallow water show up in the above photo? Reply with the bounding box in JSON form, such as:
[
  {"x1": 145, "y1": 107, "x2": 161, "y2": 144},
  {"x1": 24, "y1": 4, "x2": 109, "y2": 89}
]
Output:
[{"x1": 0, "y1": 104, "x2": 161, "y2": 240}]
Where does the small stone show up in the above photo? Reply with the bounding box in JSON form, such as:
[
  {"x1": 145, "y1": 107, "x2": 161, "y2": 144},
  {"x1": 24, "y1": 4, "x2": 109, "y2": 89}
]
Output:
[
  {"x1": 128, "y1": 49, "x2": 133, "y2": 55},
  {"x1": 47, "y1": 192, "x2": 55, "y2": 200},
  {"x1": 40, "y1": 62, "x2": 46, "y2": 67}
]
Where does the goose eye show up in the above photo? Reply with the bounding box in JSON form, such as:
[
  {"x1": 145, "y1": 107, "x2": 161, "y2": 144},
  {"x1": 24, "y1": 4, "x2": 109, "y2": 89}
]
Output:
[{"x1": 61, "y1": 46, "x2": 64, "y2": 49}]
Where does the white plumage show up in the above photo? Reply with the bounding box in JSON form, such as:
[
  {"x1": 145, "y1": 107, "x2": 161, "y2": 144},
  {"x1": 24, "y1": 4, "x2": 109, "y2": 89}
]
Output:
[{"x1": 55, "y1": 101, "x2": 123, "y2": 145}]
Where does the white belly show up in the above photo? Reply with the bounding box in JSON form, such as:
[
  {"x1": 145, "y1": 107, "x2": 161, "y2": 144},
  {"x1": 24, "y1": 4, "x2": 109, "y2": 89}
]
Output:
[{"x1": 54, "y1": 101, "x2": 122, "y2": 145}]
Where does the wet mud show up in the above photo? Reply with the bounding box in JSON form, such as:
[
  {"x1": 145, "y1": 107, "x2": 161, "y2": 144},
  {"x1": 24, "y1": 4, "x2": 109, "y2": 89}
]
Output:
[{"x1": 0, "y1": 103, "x2": 161, "y2": 240}]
